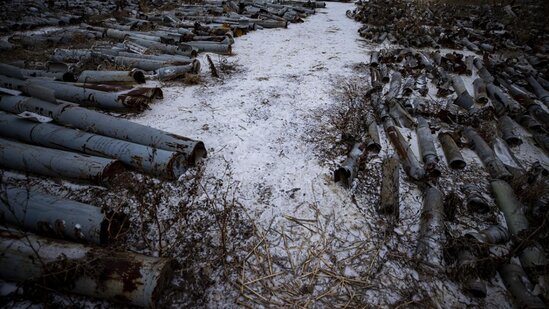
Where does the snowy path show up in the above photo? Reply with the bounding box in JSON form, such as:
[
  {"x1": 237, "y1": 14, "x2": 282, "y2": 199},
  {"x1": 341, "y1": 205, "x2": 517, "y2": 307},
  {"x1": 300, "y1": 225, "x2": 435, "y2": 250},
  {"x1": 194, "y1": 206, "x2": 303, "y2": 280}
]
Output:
[{"x1": 135, "y1": 2, "x2": 364, "y2": 223}]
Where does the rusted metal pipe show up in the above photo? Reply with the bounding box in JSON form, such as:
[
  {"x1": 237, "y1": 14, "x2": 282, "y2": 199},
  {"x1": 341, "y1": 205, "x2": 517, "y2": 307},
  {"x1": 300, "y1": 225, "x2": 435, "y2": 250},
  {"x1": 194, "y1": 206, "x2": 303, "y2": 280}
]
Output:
[
  {"x1": 383, "y1": 118, "x2": 425, "y2": 180},
  {"x1": 438, "y1": 132, "x2": 466, "y2": 169},
  {"x1": 0, "y1": 229, "x2": 174, "y2": 307},
  {"x1": 0, "y1": 96, "x2": 206, "y2": 165},
  {"x1": 0, "y1": 187, "x2": 127, "y2": 244},
  {"x1": 379, "y1": 155, "x2": 399, "y2": 217},
  {"x1": 486, "y1": 83, "x2": 522, "y2": 116}
]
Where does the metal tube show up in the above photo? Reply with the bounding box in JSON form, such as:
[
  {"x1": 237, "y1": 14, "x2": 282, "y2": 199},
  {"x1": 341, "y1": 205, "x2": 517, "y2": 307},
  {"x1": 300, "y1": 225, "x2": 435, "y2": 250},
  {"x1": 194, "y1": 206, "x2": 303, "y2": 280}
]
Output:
[
  {"x1": 387, "y1": 99, "x2": 415, "y2": 129},
  {"x1": 370, "y1": 67, "x2": 382, "y2": 90},
  {"x1": 416, "y1": 187, "x2": 444, "y2": 268},
  {"x1": 0, "y1": 187, "x2": 127, "y2": 244},
  {"x1": 156, "y1": 61, "x2": 201, "y2": 81},
  {"x1": 379, "y1": 155, "x2": 399, "y2": 216},
  {"x1": 463, "y1": 127, "x2": 511, "y2": 180},
  {"x1": 379, "y1": 64, "x2": 389, "y2": 83},
  {"x1": 533, "y1": 134, "x2": 549, "y2": 153},
  {"x1": 462, "y1": 184, "x2": 490, "y2": 213},
  {"x1": 464, "y1": 56, "x2": 474, "y2": 76},
  {"x1": 0, "y1": 229, "x2": 174, "y2": 307},
  {"x1": 113, "y1": 56, "x2": 183, "y2": 71},
  {"x1": 451, "y1": 75, "x2": 474, "y2": 110},
  {"x1": 492, "y1": 138, "x2": 525, "y2": 179},
  {"x1": 185, "y1": 41, "x2": 232, "y2": 54},
  {"x1": 256, "y1": 19, "x2": 288, "y2": 28},
  {"x1": 387, "y1": 72, "x2": 402, "y2": 99},
  {"x1": 498, "y1": 115, "x2": 522, "y2": 146},
  {"x1": 498, "y1": 264, "x2": 546, "y2": 309},
  {"x1": 473, "y1": 78, "x2": 488, "y2": 105},
  {"x1": 127, "y1": 37, "x2": 197, "y2": 57},
  {"x1": 334, "y1": 143, "x2": 364, "y2": 187},
  {"x1": 490, "y1": 180, "x2": 529, "y2": 235},
  {"x1": 518, "y1": 113, "x2": 544, "y2": 134},
  {"x1": 526, "y1": 75, "x2": 549, "y2": 106},
  {"x1": 416, "y1": 116, "x2": 440, "y2": 177},
  {"x1": 486, "y1": 83, "x2": 522, "y2": 116},
  {"x1": 465, "y1": 225, "x2": 510, "y2": 244},
  {"x1": 0, "y1": 137, "x2": 123, "y2": 184},
  {"x1": 401, "y1": 76, "x2": 414, "y2": 97},
  {"x1": 0, "y1": 96, "x2": 206, "y2": 164},
  {"x1": 527, "y1": 104, "x2": 549, "y2": 130},
  {"x1": 438, "y1": 132, "x2": 466, "y2": 169},
  {"x1": 384, "y1": 119, "x2": 425, "y2": 180},
  {"x1": 0, "y1": 75, "x2": 149, "y2": 112},
  {"x1": 77, "y1": 70, "x2": 146, "y2": 84},
  {"x1": 365, "y1": 121, "x2": 381, "y2": 153},
  {"x1": 0, "y1": 112, "x2": 187, "y2": 179},
  {"x1": 370, "y1": 51, "x2": 379, "y2": 67}
]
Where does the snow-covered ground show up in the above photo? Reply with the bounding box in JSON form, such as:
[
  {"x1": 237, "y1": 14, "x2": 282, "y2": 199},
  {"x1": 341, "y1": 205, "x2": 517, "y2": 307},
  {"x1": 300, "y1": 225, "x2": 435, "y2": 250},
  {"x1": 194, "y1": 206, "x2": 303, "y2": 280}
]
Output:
[
  {"x1": 131, "y1": 3, "x2": 516, "y2": 307},
  {"x1": 4, "y1": 2, "x2": 541, "y2": 307},
  {"x1": 136, "y1": 4, "x2": 365, "y2": 224}
]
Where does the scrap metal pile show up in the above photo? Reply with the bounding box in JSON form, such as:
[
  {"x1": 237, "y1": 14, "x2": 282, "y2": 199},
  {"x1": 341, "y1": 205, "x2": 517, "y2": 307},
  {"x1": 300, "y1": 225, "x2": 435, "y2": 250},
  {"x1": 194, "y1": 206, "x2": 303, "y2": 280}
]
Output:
[
  {"x1": 336, "y1": 0, "x2": 549, "y2": 307},
  {"x1": 0, "y1": 0, "x2": 325, "y2": 307}
]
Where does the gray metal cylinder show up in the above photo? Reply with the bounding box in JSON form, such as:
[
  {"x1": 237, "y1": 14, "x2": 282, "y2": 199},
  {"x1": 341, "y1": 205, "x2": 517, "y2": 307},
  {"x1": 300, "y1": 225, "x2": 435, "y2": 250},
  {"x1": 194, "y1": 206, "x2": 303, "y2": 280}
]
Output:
[
  {"x1": 370, "y1": 51, "x2": 379, "y2": 67},
  {"x1": 498, "y1": 115, "x2": 522, "y2": 146},
  {"x1": 365, "y1": 121, "x2": 381, "y2": 153},
  {"x1": 77, "y1": 69, "x2": 146, "y2": 84},
  {"x1": 491, "y1": 180, "x2": 529, "y2": 235},
  {"x1": 0, "y1": 137, "x2": 123, "y2": 184},
  {"x1": 334, "y1": 143, "x2": 364, "y2": 187},
  {"x1": 473, "y1": 78, "x2": 488, "y2": 105},
  {"x1": 0, "y1": 96, "x2": 206, "y2": 165},
  {"x1": 0, "y1": 112, "x2": 187, "y2": 179},
  {"x1": 466, "y1": 225, "x2": 510, "y2": 244},
  {"x1": 498, "y1": 264, "x2": 546, "y2": 309},
  {"x1": 464, "y1": 127, "x2": 511, "y2": 180},
  {"x1": 416, "y1": 187, "x2": 444, "y2": 268},
  {"x1": 0, "y1": 187, "x2": 127, "y2": 244},
  {"x1": 526, "y1": 75, "x2": 549, "y2": 106},
  {"x1": 416, "y1": 117, "x2": 440, "y2": 176}
]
